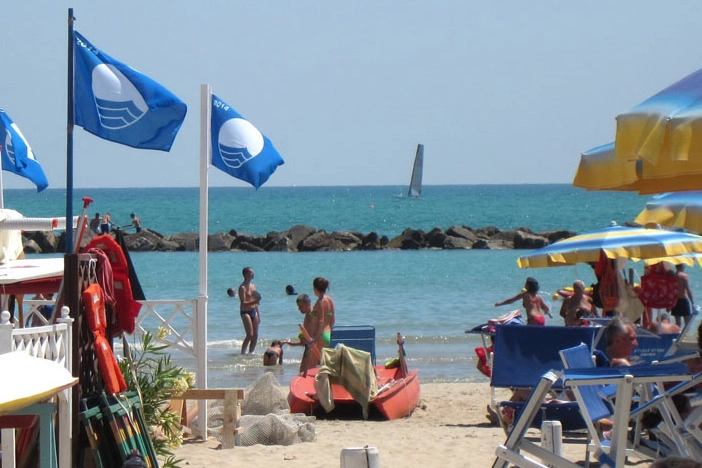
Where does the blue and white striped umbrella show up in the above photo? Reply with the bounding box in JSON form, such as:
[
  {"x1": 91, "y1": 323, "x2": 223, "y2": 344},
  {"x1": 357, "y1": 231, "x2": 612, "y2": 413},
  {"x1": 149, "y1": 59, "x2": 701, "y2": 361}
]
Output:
[{"x1": 517, "y1": 224, "x2": 702, "y2": 268}]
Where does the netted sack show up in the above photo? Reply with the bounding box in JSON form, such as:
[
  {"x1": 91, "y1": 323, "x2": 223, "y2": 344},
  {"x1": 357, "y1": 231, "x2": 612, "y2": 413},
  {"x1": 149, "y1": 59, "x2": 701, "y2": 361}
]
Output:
[
  {"x1": 238, "y1": 413, "x2": 316, "y2": 446},
  {"x1": 241, "y1": 372, "x2": 289, "y2": 415},
  {"x1": 206, "y1": 401, "x2": 224, "y2": 439}
]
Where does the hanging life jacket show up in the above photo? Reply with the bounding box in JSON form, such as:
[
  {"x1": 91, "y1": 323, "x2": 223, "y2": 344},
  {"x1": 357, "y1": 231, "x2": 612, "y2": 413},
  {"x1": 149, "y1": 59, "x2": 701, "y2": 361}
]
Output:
[{"x1": 83, "y1": 283, "x2": 127, "y2": 395}]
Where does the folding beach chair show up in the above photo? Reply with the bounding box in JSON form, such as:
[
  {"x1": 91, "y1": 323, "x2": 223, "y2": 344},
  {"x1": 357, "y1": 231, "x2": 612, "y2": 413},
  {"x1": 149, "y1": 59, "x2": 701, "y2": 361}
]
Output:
[
  {"x1": 559, "y1": 343, "x2": 622, "y2": 465},
  {"x1": 494, "y1": 361, "x2": 693, "y2": 468},
  {"x1": 489, "y1": 325, "x2": 597, "y2": 433},
  {"x1": 629, "y1": 369, "x2": 702, "y2": 459}
]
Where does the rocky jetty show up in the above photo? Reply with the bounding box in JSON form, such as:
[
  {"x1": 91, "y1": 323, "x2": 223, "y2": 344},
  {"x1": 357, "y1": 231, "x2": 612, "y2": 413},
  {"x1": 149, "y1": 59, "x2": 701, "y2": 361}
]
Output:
[{"x1": 21, "y1": 225, "x2": 576, "y2": 254}]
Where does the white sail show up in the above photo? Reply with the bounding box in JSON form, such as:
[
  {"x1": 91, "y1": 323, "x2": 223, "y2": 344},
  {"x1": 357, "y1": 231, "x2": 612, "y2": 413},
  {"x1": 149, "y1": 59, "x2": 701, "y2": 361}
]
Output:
[{"x1": 407, "y1": 144, "x2": 424, "y2": 198}]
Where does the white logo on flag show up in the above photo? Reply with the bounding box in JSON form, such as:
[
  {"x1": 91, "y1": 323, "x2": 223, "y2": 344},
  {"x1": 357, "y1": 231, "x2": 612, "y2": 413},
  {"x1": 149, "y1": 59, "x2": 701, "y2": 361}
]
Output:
[
  {"x1": 217, "y1": 118, "x2": 264, "y2": 168},
  {"x1": 4, "y1": 129, "x2": 14, "y2": 165},
  {"x1": 92, "y1": 64, "x2": 147, "y2": 129}
]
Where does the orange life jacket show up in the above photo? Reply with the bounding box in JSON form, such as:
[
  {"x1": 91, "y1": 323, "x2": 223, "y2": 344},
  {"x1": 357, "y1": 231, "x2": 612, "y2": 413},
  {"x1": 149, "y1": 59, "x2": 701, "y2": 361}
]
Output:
[{"x1": 83, "y1": 283, "x2": 127, "y2": 395}]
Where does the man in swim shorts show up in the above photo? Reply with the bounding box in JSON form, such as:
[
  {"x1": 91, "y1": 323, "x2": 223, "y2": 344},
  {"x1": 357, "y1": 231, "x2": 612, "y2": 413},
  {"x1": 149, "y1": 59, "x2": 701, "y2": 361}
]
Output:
[
  {"x1": 672, "y1": 264, "x2": 695, "y2": 327},
  {"x1": 238, "y1": 267, "x2": 260, "y2": 354}
]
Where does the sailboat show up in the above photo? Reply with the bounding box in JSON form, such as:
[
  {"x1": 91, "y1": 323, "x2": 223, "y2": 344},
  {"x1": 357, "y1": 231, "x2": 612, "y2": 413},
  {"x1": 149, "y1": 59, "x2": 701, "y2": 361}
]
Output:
[{"x1": 407, "y1": 144, "x2": 424, "y2": 198}]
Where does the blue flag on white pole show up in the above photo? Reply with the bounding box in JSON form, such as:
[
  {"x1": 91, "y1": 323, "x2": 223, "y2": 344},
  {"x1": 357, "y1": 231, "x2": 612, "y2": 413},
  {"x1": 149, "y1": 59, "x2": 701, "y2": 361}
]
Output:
[
  {"x1": 210, "y1": 94, "x2": 284, "y2": 188},
  {"x1": 74, "y1": 31, "x2": 187, "y2": 151},
  {"x1": 0, "y1": 109, "x2": 49, "y2": 192}
]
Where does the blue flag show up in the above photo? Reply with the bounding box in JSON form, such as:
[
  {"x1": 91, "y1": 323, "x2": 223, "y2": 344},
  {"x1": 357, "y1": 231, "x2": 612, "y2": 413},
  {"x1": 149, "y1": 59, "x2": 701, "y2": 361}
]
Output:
[
  {"x1": 0, "y1": 109, "x2": 49, "y2": 192},
  {"x1": 211, "y1": 95, "x2": 284, "y2": 188},
  {"x1": 74, "y1": 31, "x2": 187, "y2": 151}
]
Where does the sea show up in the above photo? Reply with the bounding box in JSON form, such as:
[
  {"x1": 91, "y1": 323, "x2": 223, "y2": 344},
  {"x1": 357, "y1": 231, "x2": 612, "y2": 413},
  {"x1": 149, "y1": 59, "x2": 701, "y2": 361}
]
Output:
[{"x1": 5, "y1": 184, "x2": 701, "y2": 389}]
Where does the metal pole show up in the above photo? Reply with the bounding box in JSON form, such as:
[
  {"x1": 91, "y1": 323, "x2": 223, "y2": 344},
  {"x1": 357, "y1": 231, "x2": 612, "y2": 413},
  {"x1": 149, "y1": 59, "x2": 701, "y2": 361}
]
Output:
[
  {"x1": 66, "y1": 8, "x2": 75, "y2": 253},
  {"x1": 196, "y1": 83, "x2": 211, "y2": 438}
]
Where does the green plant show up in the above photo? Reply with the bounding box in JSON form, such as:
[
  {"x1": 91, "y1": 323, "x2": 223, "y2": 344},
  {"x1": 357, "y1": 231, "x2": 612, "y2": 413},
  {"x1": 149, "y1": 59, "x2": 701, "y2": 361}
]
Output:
[{"x1": 120, "y1": 329, "x2": 194, "y2": 468}]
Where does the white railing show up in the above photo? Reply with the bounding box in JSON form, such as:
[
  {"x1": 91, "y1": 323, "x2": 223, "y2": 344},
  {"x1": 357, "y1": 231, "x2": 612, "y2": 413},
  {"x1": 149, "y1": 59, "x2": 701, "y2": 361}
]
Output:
[
  {"x1": 23, "y1": 298, "x2": 198, "y2": 358},
  {"x1": 0, "y1": 307, "x2": 74, "y2": 468},
  {"x1": 132, "y1": 299, "x2": 197, "y2": 356}
]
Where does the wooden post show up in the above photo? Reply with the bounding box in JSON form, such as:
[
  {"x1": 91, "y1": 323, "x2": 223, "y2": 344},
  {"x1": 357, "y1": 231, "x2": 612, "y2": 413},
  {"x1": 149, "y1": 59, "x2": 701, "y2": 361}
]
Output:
[{"x1": 179, "y1": 388, "x2": 244, "y2": 448}]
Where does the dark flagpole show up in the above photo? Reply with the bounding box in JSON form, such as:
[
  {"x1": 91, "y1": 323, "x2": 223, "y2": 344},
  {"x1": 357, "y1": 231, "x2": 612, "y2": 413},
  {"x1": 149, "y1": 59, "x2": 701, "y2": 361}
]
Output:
[{"x1": 66, "y1": 8, "x2": 75, "y2": 252}]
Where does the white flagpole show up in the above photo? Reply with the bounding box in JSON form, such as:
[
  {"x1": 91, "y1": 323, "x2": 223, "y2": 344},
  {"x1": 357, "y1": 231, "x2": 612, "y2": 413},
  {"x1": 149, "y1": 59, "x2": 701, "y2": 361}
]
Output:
[
  {"x1": 196, "y1": 83, "x2": 211, "y2": 438},
  {"x1": 0, "y1": 167, "x2": 4, "y2": 208}
]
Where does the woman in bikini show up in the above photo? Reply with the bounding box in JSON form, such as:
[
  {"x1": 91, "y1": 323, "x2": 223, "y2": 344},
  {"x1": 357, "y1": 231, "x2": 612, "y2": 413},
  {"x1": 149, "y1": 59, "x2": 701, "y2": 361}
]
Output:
[
  {"x1": 262, "y1": 340, "x2": 284, "y2": 366},
  {"x1": 238, "y1": 266, "x2": 261, "y2": 354},
  {"x1": 312, "y1": 277, "x2": 335, "y2": 357},
  {"x1": 495, "y1": 277, "x2": 552, "y2": 326}
]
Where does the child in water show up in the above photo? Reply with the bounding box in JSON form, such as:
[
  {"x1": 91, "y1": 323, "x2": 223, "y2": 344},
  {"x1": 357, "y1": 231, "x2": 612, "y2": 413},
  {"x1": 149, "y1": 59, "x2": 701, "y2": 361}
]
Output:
[{"x1": 263, "y1": 340, "x2": 284, "y2": 366}]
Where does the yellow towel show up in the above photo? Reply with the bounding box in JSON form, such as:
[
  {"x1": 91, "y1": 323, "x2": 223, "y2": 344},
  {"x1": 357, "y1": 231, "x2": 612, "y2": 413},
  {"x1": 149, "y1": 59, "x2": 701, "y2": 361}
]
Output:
[{"x1": 314, "y1": 344, "x2": 378, "y2": 419}]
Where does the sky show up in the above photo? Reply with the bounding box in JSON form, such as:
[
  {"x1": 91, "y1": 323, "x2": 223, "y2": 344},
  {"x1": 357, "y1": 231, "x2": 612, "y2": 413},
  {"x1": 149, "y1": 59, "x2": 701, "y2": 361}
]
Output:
[{"x1": 2, "y1": 1, "x2": 702, "y2": 189}]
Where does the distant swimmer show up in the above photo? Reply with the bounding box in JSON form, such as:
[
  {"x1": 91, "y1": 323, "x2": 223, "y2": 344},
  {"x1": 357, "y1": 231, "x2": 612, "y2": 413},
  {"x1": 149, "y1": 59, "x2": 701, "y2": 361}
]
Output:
[
  {"x1": 227, "y1": 288, "x2": 236, "y2": 297},
  {"x1": 285, "y1": 284, "x2": 298, "y2": 295}
]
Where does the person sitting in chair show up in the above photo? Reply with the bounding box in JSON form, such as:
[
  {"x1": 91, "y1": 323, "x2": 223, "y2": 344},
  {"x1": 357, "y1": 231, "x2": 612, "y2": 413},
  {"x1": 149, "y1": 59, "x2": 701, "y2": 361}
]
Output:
[{"x1": 605, "y1": 316, "x2": 638, "y2": 367}]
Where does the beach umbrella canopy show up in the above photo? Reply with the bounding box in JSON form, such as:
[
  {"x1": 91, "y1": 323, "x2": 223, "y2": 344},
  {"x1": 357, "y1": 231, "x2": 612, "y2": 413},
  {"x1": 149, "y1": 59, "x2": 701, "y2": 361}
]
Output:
[
  {"x1": 616, "y1": 67, "x2": 702, "y2": 167},
  {"x1": 635, "y1": 191, "x2": 702, "y2": 233},
  {"x1": 640, "y1": 252, "x2": 702, "y2": 267},
  {"x1": 573, "y1": 143, "x2": 639, "y2": 192},
  {"x1": 573, "y1": 143, "x2": 702, "y2": 195},
  {"x1": 517, "y1": 224, "x2": 702, "y2": 268}
]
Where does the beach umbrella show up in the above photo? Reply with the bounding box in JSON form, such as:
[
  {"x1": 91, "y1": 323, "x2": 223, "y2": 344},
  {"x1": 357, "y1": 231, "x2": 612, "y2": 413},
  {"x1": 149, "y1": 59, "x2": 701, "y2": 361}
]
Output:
[
  {"x1": 640, "y1": 252, "x2": 702, "y2": 267},
  {"x1": 575, "y1": 67, "x2": 702, "y2": 195},
  {"x1": 615, "y1": 66, "x2": 702, "y2": 168},
  {"x1": 573, "y1": 143, "x2": 702, "y2": 195},
  {"x1": 573, "y1": 143, "x2": 639, "y2": 192},
  {"x1": 517, "y1": 224, "x2": 702, "y2": 268},
  {"x1": 635, "y1": 191, "x2": 702, "y2": 233}
]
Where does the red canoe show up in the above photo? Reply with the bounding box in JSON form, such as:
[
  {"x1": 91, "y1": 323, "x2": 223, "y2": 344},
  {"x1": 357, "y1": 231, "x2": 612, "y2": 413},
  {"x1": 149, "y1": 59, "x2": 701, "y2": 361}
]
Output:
[{"x1": 288, "y1": 365, "x2": 421, "y2": 420}]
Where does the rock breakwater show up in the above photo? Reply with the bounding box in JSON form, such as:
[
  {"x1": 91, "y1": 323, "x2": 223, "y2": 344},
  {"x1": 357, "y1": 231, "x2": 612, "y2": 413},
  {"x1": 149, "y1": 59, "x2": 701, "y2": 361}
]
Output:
[{"x1": 21, "y1": 224, "x2": 577, "y2": 254}]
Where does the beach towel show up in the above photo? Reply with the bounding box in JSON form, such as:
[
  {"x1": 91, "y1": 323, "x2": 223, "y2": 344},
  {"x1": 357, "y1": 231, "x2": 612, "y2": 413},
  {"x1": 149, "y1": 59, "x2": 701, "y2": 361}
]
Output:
[
  {"x1": 314, "y1": 344, "x2": 378, "y2": 419},
  {"x1": 639, "y1": 262, "x2": 677, "y2": 309}
]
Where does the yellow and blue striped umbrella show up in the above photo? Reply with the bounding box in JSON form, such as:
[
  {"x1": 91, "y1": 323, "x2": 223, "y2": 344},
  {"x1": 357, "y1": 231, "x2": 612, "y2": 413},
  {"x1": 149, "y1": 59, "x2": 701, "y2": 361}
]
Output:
[
  {"x1": 616, "y1": 67, "x2": 702, "y2": 167},
  {"x1": 517, "y1": 224, "x2": 702, "y2": 268},
  {"x1": 635, "y1": 191, "x2": 702, "y2": 233},
  {"x1": 573, "y1": 143, "x2": 702, "y2": 195}
]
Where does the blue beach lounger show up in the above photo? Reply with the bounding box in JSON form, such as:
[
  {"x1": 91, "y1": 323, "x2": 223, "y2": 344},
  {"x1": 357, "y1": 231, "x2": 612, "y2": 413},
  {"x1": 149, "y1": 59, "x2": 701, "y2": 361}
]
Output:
[{"x1": 489, "y1": 325, "x2": 597, "y2": 432}]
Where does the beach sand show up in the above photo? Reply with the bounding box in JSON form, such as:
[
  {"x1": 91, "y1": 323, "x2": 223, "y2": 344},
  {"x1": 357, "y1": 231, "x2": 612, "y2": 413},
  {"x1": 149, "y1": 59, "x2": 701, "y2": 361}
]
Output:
[{"x1": 173, "y1": 382, "x2": 654, "y2": 467}]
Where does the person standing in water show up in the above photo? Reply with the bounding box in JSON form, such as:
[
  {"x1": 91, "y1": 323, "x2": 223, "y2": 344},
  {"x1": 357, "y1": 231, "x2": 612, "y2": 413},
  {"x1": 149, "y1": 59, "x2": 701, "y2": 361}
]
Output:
[
  {"x1": 285, "y1": 294, "x2": 319, "y2": 372},
  {"x1": 238, "y1": 267, "x2": 260, "y2": 354},
  {"x1": 495, "y1": 277, "x2": 553, "y2": 325},
  {"x1": 312, "y1": 277, "x2": 335, "y2": 356}
]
